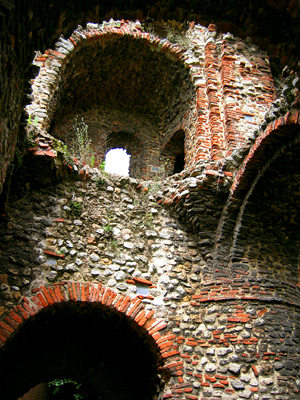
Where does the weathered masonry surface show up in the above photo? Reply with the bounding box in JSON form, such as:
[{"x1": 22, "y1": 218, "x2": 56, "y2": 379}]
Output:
[
  {"x1": 25, "y1": 21, "x2": 274, "y2": 178},
  {"x1": 0, "y1": 14, "x2": 300, "y2": 400}
]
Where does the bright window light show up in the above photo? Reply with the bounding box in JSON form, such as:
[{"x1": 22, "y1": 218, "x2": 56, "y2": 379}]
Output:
[{"x1": 105, "y1": 148, "x2": 130, "y2": 176}]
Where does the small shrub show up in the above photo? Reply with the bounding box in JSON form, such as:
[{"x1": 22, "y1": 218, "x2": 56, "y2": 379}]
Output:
[
  {"x1": 69, "y1": 201, "x2": 83, "y2": 216},
  {"x1": 60, "y1": 116, "x2": 96, "y2": 168},
  {"x1": 71, "y1": 116, "x2": 91, "y2": 164}
]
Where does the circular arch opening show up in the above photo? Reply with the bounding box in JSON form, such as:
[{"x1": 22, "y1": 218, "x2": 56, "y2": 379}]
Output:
[
  {"x1": 213, "y1": 122, "x2": 300, "y2": 280},
  {"x1": 43, "y1": 27, "x2": 194, "y2": 180},
  {"x1": 230, "y1": 139, "x2": 300, "y2": 281},
  {"x1": 0, "y1": 301, "x2": 164, "y2": 400},
  {"x1": 52, "y1": 34, "x2": 193, "y2": 127},
  {"x1": 214, "y1": 120, "x2": 300, "y2": 269}
]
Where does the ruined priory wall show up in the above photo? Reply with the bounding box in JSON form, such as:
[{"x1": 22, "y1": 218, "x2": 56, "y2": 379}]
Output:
[
  {"x1": 25, "y1": 20, "x2": 274, "y2": 179},
  {"x1": 0, "y1": 172, "x2": 300, "y2": 399}
]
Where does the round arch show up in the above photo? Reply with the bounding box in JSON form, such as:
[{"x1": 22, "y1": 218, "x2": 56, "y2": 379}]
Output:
[
  {"x1": 24, "y1": 19, "x2": 275, "y2": 180},
  {"x1": 213, "y1": 110, "x2": 300, "y2": 281},
  {"x1": 230, "y1": 110, "x2": 300, "y2": 196},
  {"x1": 0, "y1": 282, "x2": 177, "y2": 400},
  {"x1": 26, "y1": 20, "x2": 196, "y2": 179}
]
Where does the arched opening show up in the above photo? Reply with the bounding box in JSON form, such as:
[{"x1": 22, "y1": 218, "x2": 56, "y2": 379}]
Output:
[
  {"x1": 105, "y1": 148, "x2": 130, "y2": 176},
  {"x1": 0, "y1": 301, "x2": 164, "y2": 400},
  {"x1": 104, "y1": 130, "x2": 146, "y2": 178},
  {"x1": 25, "y1": 25, "x2": 195, "y2": 181},
  {"x1": 231, "y1": 142, "x2": 300, "y2": 281},
  {"x1": 223, "y1": 123, "x2": 300, "y2": 283},
  {"x1": 173, "y1": 153, "x2": 185, "y2": 174},
  {"x1": 161, "y1": 129, "x2": 185, "y2": 176},
  {"x1": 213, "y1": 116, "x2": 300, "y2": 273}
]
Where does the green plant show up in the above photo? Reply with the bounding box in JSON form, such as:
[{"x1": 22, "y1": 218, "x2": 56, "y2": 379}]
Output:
[
  {"x1": 57, "y1": 247, "x2": 66, "y2": 255},
  {"x1": 27, "y1": 114, "x2": 38, "y2": 126},
  {"x1": 99, "y1": 161, "x2": 106, "y2": 172},
  {"x1": 144, "y1": 212, "x2": 154, "y2": 228},
  {"x1": 27, "y1": 115, "x2": 38, "y2": 133},
  {"x1": 95, "y1": 176, "x2": 105, "y2": 187},
  {"x1": 52, "y1": 139, "x2": 73, "y2": 165},
  {"x1": 166, "y1": 30, "x2": 189, "y2": 47},
  {"x1": 63, "y1": 145, "x2": 73, "y2": 163},
  {"x1": 148, "y1": 181, "x2": 161, "y2": 194},
  {"x1": 48, "y1": 379, "x2": 85, "y2": 399},
  {"x1": 48, "y1": 378, "x2": 101, "y2": 399},
  {"x1": 56, "y1": 117, "x2": 97, "y2": 167},
  {"x1": 69, "y1": 201, "x2": 83, "y2": 216},
  {"x1": 71, "y1": 116, "x2": 91, "y2": 163},
  {"x1": 160, "y1": 157, "x2": 169, "y2": 176},
  {"x1": 110, "y1": 239, "x2": 118, "y2": 250},
  {"x1": 145, "y1": 21, "x2": 189, "y2": 47},
  {"x1": 26, "y1": 114, "x2": 39, "y2": 137},
  {"x1": 100, "y1": 161, "x2": 109, "y2": 177},
  {"x1": 103, "y1": 223, "x2": 113, "y2": 232},
  {"x1": 90, "y1": 155, "x2": 95, "y2": 168}
]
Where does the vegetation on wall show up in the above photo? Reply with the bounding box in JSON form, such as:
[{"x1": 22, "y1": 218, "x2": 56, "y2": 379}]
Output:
[
  {"x1": 53, "y1": 116, "x2": 95, "y2": 169},
  {"x1": 48, "y1": 378, "x2": 101, "y2": 399}
]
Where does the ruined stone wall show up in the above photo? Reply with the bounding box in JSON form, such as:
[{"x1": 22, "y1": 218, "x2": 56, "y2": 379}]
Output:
[
  {"x1": 1, "y1": 9, "x2": 300, "y2": 400},
  {"x1": 0, "y1": 173, "x2": 202, "y2": 309},
  {"x1": 25, "y1": 20, "x2": 274, "y2": 181},
  {"x1": 1, "y1": 158, "x2": 300, "y2": 398},
  {"x1": 1, "y1": 0, "x2": 300, "y2": 195}
]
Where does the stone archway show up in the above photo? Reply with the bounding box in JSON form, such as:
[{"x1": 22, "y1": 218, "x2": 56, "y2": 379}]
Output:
[
  {"x1": 24, "y1": 19, "x2": 275, "y2": 180},
  {"x1": 0, "y1": 282, "x2": 179, "y2": 400},
  {"x1": 25, "y1": 20, "x2": 196, "y2": 180},
  {"x1": 213, "y1": 109, "x2": 300, "y2": 280}
]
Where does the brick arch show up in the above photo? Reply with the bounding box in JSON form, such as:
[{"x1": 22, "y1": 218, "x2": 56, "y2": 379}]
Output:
[
  {"x1": 25, "y1": 19, "x2": 275, "y2": 178},
  {"x1": 0, "y1": 281, "x2": 183, "y2": 399},
  {"x1": 26, "y1": 20, "x2": 197, "y2": 176},
  {"x1": 230, "y1": 109, "x2": 300, "y2": 196},
  {"x1": 213, "y1": 109, "x2": 300, "y2": 277},
  {"x1": 0, "y1": 281, "x2": 173, "y2": 350},
  {"x1": 28, "y1": 21, "x2": 191, "y2": 130}
]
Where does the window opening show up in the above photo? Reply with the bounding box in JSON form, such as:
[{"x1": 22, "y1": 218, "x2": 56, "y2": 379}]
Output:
[
  {"x1": 174, "y1": 153, "x2": 184, "y2": 174},
  {"x1": 105, "y1": 148, "x2": 130, "y2": 176},
  {"x1": 161, "y1": 129, "x2": 185, "y2": 176}
]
